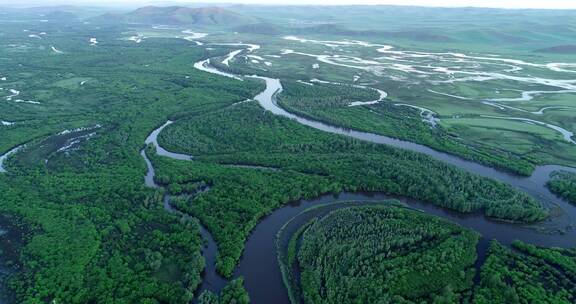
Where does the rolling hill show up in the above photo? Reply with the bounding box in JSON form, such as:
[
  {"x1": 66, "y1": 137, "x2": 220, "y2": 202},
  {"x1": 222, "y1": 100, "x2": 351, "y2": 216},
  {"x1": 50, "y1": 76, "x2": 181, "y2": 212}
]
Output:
[{"x1": 93, "y1": 6, "x2": 258, "y2": 27}]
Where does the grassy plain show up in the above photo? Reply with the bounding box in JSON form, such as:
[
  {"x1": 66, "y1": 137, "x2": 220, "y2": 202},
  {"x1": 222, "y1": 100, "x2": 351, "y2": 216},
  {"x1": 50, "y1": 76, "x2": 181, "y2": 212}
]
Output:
[{"x1": 194, "y1": 19, "x2": 576, "y2": 172}]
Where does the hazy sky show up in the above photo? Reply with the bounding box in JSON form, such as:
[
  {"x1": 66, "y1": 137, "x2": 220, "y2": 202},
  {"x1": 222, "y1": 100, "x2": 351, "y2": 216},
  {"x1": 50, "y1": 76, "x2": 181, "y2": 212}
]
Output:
[{"x1": 3, "y1": 0, "x2": 576, "y2": 9}]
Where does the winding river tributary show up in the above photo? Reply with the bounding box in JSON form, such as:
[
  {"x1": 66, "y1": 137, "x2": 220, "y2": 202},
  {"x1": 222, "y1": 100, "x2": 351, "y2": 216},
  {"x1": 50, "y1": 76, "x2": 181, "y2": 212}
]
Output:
[
  {"x1": 134, "y1": 44, "x2": 576, "y2": 303},
  {"x1": 141, "y1": 125, "x2": 228, "y2": 301}
]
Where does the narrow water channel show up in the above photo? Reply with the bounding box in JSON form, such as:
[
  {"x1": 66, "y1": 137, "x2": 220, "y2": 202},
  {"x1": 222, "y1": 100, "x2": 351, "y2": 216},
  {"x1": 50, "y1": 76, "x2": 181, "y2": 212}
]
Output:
[{"x1": 141, "y1": 124, "x2": 228, "y2": 300}]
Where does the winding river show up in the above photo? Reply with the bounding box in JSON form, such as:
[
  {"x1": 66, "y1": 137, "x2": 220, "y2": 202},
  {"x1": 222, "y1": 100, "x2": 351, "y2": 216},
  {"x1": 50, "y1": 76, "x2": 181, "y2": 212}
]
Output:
[
  {"x1": 0, "y1": 146, "x2": 23, "y2": 173},
  {"x1": 141, "y1": 123, "x2": 228, "y2": 299},
  {"x1": 0, "y1": 36, "x2": 573, "y2": 304},
  {"x1": 133, "y1": 44, "x2": 576, "y2": 303}
]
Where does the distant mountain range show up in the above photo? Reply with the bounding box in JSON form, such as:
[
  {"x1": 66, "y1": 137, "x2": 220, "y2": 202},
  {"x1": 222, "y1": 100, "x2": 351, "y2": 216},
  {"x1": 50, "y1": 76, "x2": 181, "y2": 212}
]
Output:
[
  {"x1": 91, "y1": 6, "x2": 450, "y2": 42},
  {"x1": 92, "y1": 6, "x2": 259, "y2": 27},
  {"x1": 234, "y1": 23, "x2": 452, "y2": 42}
]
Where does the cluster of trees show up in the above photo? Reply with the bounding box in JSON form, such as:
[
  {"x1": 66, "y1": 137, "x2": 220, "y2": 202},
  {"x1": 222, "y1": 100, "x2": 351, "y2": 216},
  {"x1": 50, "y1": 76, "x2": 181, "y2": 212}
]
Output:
[
  {"x1": 294, "y1": 205, "x2": 479, "y2": 303},
  {"x1": 280, "y1": 80, "x2": 380, "y2": 107},
  {"x1": 474, "y1": 240, "x2": 575, "y2": 303},
  {"x1": 276, "y1": 81, "x2": 536, "y2": 175},
  {"x1": 151, "y1": 102, "x2": 547, "y2": 277},
  {"x1": 547, "y1": 170, "x2": 576, "y2": 204},
  {"x1": 283, "y1": 206, "x2": 576, "y2": 304},
  {"x1": 0, "y1": 166, "x2": 206, "y2": 303},
  {"x1": 0, "y1": 214, "x2": 27, "y2": 304},
  {"x1": 198, "y1": 278, "x2": 250, "y2": 304}
]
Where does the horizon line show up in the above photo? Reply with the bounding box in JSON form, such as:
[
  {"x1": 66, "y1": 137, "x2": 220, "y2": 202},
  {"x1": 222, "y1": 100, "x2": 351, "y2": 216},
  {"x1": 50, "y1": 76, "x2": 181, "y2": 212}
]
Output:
[{"x1": 7, "y1": 3, "x2": 576, "y2": 11}]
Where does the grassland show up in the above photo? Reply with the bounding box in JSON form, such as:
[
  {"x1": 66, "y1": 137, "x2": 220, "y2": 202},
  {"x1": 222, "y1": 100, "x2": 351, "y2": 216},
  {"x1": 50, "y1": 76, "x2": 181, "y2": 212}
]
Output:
[{"x1": 194, "y1": 21, "x2": 576, "y2": 173}]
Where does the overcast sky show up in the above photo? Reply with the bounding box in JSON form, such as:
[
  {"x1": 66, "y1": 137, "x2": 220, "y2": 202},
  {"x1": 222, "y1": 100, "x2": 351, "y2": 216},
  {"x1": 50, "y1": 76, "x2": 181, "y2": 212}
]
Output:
[{"x1": 3, "y1": 0, "x2": 576, "y2": 9}]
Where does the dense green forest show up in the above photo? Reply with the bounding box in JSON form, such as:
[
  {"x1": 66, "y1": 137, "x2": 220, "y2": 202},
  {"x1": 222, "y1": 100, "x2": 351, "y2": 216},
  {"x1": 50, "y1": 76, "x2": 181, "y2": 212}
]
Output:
[
  {"x1": 277, "y1": 80, "x2": 380, "y2": 108},
  {"x1": 148, "y1": 145, "x2": 337, "y2": 277},
  {"x1": 0, "y1": 161, "x2": 205, "y2": 303},
  {"x1": 281, "y1": 205, "x2": 576, "y2": 304},
  {"x1": 475, "y1": 241, "x2": 576, "y2": 303},
  {"x1": 547, "y1": 171, "x2": 576, "y2": 204},
  {"x1": 0, "y1": 21, "x2": 261, "y2": 302},
  {"x1": 276, "y1": 81, "x2": 536, "y2": 175},
  {"x1": 157, "y1": 102, "x2": 545, "y2": 223},
  {"x1": 151, "y1": 102, "x2": 546, "y2": 277},
  {"x1": 293, "y1": 205, "x2": 479, "y2": 303}
]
